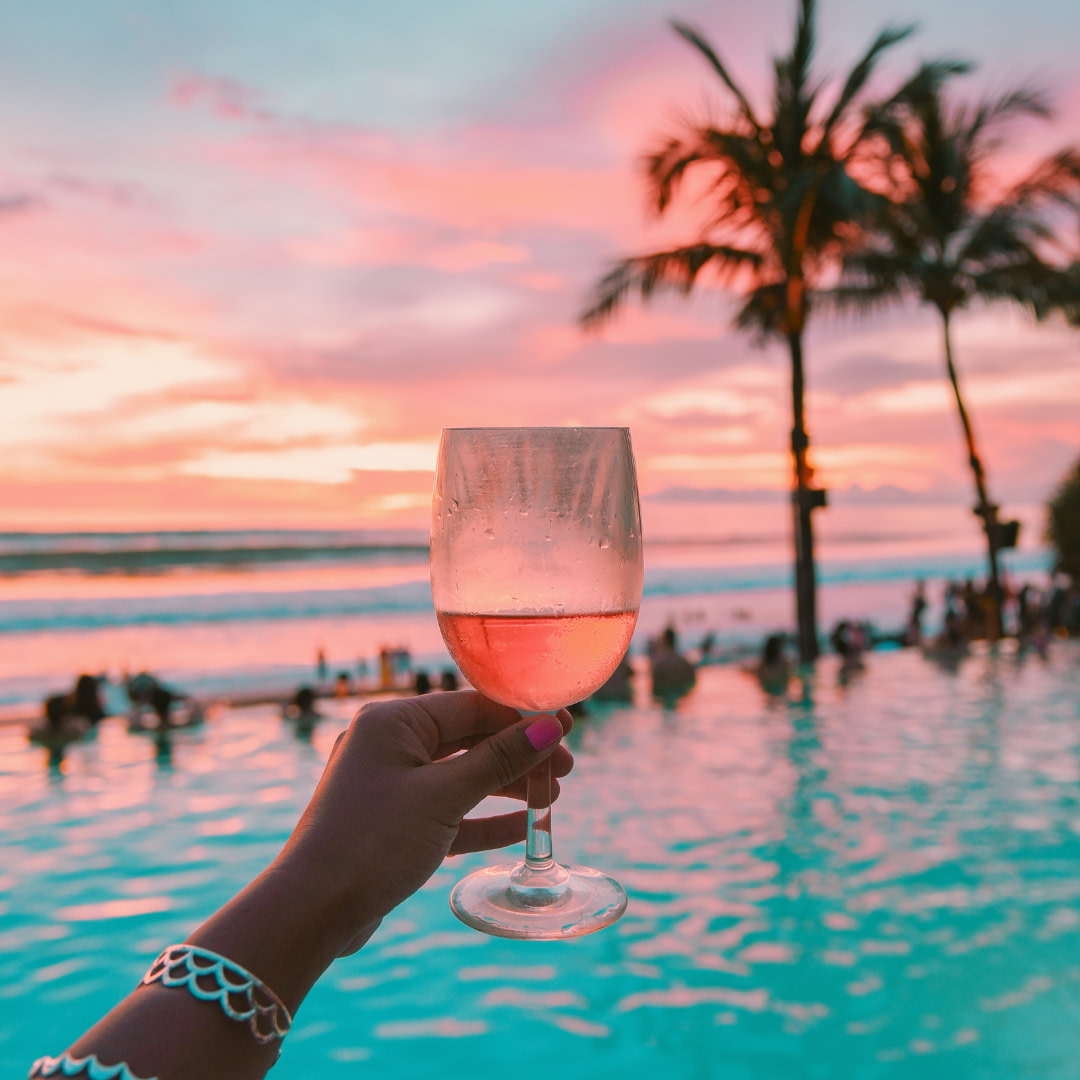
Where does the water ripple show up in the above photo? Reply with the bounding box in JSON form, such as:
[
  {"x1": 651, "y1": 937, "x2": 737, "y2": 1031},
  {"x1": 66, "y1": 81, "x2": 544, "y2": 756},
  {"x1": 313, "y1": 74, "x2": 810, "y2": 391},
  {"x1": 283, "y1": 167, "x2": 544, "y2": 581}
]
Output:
[{"x1": 2, "y1": 646, "x2": 1080, "y2": 1078}]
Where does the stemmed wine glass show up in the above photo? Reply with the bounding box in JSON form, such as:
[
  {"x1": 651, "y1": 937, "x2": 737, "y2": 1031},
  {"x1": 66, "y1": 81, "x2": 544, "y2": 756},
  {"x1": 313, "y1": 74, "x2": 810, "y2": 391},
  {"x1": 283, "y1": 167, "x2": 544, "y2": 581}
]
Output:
[{"x1": 430, "y1": 427, "x2": 643, "y2": 939}]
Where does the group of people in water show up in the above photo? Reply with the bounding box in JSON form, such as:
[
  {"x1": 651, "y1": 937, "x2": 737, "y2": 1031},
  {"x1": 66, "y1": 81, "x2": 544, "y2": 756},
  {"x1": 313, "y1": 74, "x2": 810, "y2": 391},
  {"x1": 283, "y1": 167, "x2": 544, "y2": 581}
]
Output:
[
  {"x1": 282, "y1": 666, "x2": 461, "y2": 738},
  {"x1": 747, "y1": 573, "x2": 1080, "y2": 698},
  {"x1": 30, "y1": 574, "x2": 1080, "y2": 769},
  {"x1": 908, "y1": 575, "x2": 1078, "y2": 663},
  {"x1": 29, "y1": 671, "x2": 205, "y2": 768}
]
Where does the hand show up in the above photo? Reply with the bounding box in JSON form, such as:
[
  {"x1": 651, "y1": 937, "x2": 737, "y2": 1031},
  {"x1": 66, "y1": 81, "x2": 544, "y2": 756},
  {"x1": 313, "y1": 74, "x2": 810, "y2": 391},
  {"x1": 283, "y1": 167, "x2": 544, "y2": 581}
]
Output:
[{"x1": 274, "y1": 691, "x2": 574, "y2": 956}]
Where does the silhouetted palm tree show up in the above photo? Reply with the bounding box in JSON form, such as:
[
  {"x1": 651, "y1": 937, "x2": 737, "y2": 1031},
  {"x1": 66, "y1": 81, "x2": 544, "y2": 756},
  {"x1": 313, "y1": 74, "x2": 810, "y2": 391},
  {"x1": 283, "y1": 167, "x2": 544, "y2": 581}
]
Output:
[
  {"x1": 836, "y1": 64, "x2": 1080, "y2": 636},
  {"x1": 579, "y1": 0, "x2": 915, "y2": 663}
]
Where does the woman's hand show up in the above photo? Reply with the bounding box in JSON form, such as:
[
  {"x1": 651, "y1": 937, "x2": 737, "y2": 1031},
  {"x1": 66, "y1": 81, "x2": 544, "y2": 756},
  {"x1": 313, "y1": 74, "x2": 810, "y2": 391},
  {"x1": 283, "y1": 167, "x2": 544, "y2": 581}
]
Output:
[{"x1": 274, "y1": 692, "x2": 574, "y2": 956}]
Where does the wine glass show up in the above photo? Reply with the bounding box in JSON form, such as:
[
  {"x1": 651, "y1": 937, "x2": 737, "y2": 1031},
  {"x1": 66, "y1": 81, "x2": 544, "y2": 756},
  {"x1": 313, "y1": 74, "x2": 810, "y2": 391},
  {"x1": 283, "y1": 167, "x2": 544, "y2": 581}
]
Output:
[{"x1": 430, "y1": 427, "x2": 643, "y2": 939}]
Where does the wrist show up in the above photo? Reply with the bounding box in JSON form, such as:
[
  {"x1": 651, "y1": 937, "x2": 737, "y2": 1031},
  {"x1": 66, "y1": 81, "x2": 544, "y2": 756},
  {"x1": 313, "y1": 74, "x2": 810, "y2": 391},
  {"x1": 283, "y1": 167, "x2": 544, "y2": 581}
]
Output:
[
  {"x1": 273, "y1": 818, "x2": 393, "y2": 938},
  {"x1": 265, "y1": 853, "x2": 385, "y2": 959},
  {"x1": 185, "y1": 860, "x2": 357, "y2": 1017}
]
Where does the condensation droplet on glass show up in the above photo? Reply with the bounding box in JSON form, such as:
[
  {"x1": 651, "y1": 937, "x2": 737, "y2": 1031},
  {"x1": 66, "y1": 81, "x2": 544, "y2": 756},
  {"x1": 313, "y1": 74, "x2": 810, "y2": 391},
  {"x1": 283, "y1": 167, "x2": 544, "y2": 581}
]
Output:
[
  {"x1": 484, "y1": 528, "x2": 495, "y2": 540},
  {"x1": 449, "y1": 499, "x2": 459, "y2": 514},
  {"x1": 544, "y1": 534, "x2": 552, "y2": 542},
  {"x1": 599, "y1": 538, "x2": 611, "y2": 549}
]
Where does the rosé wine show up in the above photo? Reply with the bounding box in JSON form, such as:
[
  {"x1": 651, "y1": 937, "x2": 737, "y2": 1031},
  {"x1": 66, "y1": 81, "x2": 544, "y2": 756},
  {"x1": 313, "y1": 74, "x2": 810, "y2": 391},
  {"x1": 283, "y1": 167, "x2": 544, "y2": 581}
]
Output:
[{"x1": 436, "y1": 610, "x2": 637, "y2": 711}]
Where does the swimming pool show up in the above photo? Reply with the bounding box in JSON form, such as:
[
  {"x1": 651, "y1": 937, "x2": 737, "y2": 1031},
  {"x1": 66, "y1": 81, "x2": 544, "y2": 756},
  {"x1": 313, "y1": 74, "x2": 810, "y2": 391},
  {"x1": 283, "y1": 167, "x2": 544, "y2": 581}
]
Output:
[{"x1": 3, "y1": 645, "x2": 1080, "y2": 1078}]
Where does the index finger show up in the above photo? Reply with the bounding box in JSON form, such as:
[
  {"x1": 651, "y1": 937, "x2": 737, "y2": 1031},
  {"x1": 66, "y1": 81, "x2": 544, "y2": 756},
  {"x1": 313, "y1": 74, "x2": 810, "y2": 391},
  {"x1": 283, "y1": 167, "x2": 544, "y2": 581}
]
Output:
[{"x1": 414, "y1": 689, "x2": 524, "y2": 744}]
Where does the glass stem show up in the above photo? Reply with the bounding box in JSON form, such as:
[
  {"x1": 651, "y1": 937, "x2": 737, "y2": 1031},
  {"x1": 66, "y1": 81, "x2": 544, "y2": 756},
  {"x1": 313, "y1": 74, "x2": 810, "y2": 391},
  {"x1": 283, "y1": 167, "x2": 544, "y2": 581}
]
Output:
[{"x1": 525, "y1": 757, "x2": 553, "y2": 869}]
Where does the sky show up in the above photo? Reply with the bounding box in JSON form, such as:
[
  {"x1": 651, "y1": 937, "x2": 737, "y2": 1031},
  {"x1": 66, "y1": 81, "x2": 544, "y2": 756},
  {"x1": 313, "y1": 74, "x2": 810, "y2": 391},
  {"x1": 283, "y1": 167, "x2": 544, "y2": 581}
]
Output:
[{"x1": 0, "y1": 0, "x2": 1077, "y2": 530}]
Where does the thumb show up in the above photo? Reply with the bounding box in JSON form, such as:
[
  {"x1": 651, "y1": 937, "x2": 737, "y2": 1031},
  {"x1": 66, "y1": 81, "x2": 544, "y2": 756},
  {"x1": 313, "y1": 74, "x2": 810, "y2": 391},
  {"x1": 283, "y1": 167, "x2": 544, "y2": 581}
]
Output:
[{"x1": 438, "y1": 712, "x2": 566, "y2": 814}]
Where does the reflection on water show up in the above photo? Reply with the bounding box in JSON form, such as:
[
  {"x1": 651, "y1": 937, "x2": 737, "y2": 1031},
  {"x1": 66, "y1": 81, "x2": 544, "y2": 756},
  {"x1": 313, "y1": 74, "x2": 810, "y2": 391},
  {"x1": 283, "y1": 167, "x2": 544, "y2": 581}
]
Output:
[{"x1": 2, "y1": 646, "x2": 1079, "y2": 1078}]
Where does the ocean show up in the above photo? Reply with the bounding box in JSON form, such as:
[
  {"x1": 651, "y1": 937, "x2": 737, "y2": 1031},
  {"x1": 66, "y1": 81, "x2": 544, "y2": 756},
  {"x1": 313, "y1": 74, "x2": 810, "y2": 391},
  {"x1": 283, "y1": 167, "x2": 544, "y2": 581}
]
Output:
[{"x1": 0, "y1": 497, "x2": 1051, "y2": 718}]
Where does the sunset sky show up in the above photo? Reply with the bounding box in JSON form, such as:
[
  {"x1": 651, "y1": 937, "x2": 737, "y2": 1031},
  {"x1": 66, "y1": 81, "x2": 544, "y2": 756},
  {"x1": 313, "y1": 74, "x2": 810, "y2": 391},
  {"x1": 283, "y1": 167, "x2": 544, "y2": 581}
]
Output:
[{"x1": 1, "y1": 0, "x2": 1077, "y2": 530}]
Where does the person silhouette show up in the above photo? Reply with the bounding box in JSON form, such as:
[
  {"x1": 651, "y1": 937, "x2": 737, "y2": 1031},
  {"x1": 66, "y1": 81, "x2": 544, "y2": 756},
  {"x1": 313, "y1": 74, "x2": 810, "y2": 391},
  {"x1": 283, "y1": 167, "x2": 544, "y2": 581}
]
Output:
[
  {"x1": 752, "y1": 634, "x2": 792, "y2": 697},
  {"x1": 283, "y1": 686, "x2": 322, "y2": 740},
  {"x1": 648, "y1": 626, "x2": 696, "y2": 702}
]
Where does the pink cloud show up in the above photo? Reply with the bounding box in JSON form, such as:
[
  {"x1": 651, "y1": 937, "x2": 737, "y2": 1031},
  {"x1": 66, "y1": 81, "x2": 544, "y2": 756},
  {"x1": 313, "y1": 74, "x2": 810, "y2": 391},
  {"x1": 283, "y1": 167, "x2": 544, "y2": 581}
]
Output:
[
  {"x1": 289, "y1": 227, "x2": 530, "y2": 272},
  {"x1": 1, "y1": 22, "x2": 1077, "y2": 529},
  {"x1": 170, "y1": 75, "x2": 278, "y2": 125}
]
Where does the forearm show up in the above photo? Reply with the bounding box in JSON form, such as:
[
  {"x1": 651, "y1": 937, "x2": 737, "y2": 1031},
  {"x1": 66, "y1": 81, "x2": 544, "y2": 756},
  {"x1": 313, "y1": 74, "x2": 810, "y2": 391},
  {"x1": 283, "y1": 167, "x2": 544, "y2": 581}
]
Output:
[{"x1": 61, "y1": 861, "x2": 371, "y2": 1080}]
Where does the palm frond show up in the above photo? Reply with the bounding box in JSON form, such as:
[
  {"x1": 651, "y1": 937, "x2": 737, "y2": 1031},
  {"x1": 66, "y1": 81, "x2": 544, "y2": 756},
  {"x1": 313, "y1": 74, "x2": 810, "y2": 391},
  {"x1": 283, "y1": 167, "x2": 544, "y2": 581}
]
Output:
[
  {"x1": 958, "y1": 205, "x2": 1048, "y2": 269},
  {"x1": 579, "y1": 244, "x2": 765, "y2": 328},
  {"x1": 965, "y1": 86, "x2": 1051, "y2": 153},
  {"x1": 970, "y1": 257, "x2": 1079, "y2": 320},
  {"x1": 821, "y1": 22, "x2": 917, "y2": 143},
  {"x1": 790, "y1": 0, "x2": 817, "y2": 102},
  {"x1": 643, "y1": 125, "x2": 772, "y2": 216},
  {"x1": 670, "y1": 20, "x2": 761, "y2": 134},
  {"x1": 643, "y1": 135, "x2": 709, "y2": 214},
  {"x1": 1048, "y1": 261, "x2": 1080, "y2": 325},
  {"x1": 1002, "y1": 148, "x2": 1080, "y2": 215},
  {"x1": 733, "y1": 282, "x2": 788, "y2": 343},
  {"x1": 846, "y1": 64, "x2": 1080, "y2": 327},
  {"x1": 861, "y1": 59, "x2": 971, "y2": 151}
]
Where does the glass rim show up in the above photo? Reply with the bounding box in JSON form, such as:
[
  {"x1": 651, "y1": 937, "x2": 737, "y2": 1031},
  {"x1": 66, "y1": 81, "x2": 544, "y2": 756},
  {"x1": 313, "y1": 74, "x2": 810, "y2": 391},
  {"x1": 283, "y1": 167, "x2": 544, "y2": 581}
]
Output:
[{"x1": 440, "y1": 425, "x2": 631, "y2": 433}]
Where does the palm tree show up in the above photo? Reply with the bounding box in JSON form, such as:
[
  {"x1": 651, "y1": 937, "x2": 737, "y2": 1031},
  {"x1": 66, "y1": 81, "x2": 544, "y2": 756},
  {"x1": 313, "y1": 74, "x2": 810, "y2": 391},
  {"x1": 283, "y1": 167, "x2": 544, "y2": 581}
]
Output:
[
  {"x1": 580, "y1": 0, "x2": 916, "y2": 663},
  {"x1": 837, "y1": 65, "x2": 1080, "y2": 637}
]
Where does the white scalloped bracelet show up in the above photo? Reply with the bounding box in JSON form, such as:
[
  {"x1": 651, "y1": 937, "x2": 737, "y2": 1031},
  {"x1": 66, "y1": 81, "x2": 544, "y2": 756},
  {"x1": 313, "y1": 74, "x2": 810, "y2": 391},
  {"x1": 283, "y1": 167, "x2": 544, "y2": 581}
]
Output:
[
  {"x1": 28, "y1": 1052, "x2": 154, "y2": 1080},
  {"x1": 140, "y1": 943, "x2": 293, "y2": 1045}
]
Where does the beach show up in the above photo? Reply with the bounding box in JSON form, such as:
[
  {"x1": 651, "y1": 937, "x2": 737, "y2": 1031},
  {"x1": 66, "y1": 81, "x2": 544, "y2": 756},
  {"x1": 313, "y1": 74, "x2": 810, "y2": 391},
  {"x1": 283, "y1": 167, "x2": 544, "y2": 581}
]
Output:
[{"x1": 0, "y1": 497, "x2": 1051, "y2": 723}]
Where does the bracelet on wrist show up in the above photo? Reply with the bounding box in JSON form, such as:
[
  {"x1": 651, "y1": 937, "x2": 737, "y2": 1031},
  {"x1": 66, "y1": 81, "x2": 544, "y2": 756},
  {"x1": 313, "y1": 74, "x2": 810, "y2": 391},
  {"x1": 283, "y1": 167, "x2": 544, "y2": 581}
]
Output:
[
  {"x1": 29, "y1": 944, "x2": 291, "y2": 1079},
  {"x1": 141, "y1": 944, "x2": 293, "y2": 1045},
  {"x1": 29, "y1": 1052, "x2": 155, "y2": 1080}
]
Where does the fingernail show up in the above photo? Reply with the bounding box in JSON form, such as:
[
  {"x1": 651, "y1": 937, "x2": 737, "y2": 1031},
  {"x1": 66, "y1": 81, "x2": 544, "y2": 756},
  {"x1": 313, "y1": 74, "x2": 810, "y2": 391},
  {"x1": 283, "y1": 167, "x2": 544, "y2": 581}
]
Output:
[{"x1": 525, "y1": 716, "x2": 563, "y2": 751}]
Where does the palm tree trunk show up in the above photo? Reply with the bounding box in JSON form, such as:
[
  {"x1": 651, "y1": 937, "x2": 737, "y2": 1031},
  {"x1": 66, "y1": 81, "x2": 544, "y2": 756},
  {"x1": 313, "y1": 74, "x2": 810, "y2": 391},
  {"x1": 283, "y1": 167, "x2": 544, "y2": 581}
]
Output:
[
  {"x1": 789, "y1": 329, "x2": 821, "y2": 663},
  {"x1": 941, "y1": 311, "x2": 1003, "y2": 638}
]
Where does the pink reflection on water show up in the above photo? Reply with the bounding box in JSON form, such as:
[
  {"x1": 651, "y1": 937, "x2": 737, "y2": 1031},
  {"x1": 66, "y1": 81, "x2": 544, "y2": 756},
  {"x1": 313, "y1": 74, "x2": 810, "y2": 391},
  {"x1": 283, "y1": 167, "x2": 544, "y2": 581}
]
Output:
[
  {"x1": 373, "y1": 1018, "x2": 487, "y2": 1039},
  {"x1": 54, "y1": 897, "x2": 173, "y2": 922}
]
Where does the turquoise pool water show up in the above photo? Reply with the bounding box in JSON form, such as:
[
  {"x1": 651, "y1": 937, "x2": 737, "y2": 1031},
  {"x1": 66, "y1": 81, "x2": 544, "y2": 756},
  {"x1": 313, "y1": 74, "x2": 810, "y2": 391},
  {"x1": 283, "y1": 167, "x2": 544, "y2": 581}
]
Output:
[{"x1": 3, "y1": 645, "x2": 1080, "y2": 1078}]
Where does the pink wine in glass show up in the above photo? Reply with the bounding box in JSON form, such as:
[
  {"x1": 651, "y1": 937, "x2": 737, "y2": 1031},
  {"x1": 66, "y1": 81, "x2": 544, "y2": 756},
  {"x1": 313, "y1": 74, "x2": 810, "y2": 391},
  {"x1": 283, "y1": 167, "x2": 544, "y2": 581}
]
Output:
[
  {"x1": 430, "y1": 427, "x2": 643, "y2": 939},
  {"x1": 436, "y1": 610, "x2": 637, "y2": 712}
]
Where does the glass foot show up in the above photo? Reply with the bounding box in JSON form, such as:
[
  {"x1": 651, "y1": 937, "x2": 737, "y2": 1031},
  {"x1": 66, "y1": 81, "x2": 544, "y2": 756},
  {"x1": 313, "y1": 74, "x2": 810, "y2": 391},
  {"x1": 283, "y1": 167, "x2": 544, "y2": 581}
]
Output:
[{"x1": 449, "y1": 861, "x2": 627, "y2": 940}]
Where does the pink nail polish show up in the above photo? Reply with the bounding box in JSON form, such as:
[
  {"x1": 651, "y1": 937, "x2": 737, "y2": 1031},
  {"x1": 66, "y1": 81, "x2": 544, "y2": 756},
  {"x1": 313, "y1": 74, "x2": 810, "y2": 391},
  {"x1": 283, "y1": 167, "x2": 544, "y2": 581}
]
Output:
[{"x1": 525, "y1": 716, "x2": 562, "y2": 750}]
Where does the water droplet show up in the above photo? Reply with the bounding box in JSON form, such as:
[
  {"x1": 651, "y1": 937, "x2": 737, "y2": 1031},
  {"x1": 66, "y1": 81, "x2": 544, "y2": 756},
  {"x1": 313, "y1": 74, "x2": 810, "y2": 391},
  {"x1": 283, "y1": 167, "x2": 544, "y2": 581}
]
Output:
[
  {"x1": 449, "y1": 499, "x2": 459, "y2": 514},
  {"x1": 484, "y1": 528, "x2": 495, "y2": 540},
  {"x1": 599, "y1": 538, "x2": 611, "y2": 550},
  {"x1": 543, "y1": 534, "x2": 552, "y2": 542}
]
